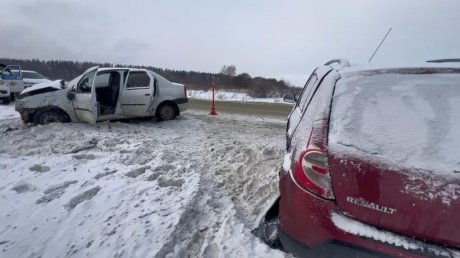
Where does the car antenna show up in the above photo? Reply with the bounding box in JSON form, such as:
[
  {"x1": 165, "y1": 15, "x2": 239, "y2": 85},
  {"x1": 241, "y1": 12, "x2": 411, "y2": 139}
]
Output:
[{"x1": 368, "y1": 27, "x2": 392, "y2": 63}]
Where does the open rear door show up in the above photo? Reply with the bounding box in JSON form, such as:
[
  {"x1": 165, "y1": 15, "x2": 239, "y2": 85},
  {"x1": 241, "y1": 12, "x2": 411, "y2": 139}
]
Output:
[{"x1": 72, "y1": 67, "x2": 98, "y2": 124}]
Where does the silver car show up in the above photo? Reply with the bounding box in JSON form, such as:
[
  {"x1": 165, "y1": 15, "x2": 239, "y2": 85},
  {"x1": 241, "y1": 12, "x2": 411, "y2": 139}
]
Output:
[{"x1": 15, "y1": 66, "x2": 188, "y2": 124}]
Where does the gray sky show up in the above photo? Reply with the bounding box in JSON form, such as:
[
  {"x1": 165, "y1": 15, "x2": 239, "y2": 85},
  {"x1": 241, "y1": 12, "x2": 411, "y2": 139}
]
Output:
[{"x1": 1, "y1": 0, "x2": 460, "y2": 86}]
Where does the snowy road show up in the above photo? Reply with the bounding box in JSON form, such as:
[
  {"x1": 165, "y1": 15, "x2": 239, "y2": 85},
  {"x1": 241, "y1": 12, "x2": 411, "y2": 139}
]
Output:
[{"x1": 0, "y1": 105, "x2": 289, "y2": 258}]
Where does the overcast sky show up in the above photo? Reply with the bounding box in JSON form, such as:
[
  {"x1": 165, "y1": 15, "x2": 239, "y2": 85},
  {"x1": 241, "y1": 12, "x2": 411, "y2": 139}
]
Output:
[{"x1": 1, "y1": 0, "x2": 460, "y2": 86}]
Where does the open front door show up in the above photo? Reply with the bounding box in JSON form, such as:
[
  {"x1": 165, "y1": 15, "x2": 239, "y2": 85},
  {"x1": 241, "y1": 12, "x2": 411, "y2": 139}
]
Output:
[
  {"x1": 0, "y1": 65, "x2": 24, "y2": 94},
  {"x1": 72, "y1": 67, "x2": 98, "y2": 124}
]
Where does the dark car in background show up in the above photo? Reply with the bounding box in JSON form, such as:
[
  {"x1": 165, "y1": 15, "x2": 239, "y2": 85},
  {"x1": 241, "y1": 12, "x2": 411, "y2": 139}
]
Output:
[{"x1": 258, "y1": 59, "x2": 460, "y2": 258}]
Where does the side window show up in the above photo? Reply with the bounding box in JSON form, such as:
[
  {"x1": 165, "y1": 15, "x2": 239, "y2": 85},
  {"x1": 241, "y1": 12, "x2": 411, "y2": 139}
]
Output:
[
  {"x1": 297, "y1": 74, "x2": 318, "y2": 111},
  {"x1": 0, "y1": 68, "x2": 13, "y2": 77},
  {"x1": 126, "y1": 72, "x2": 150, "y2": 88},
  {"x1": 0, "y1": 67, "x2": 16, "y2": 78},
  {"x1": 77, "y1": 70, "x2": 96, "y2": 93},
  {"x1": 94, "y1": 73, "x2": 111, "y2": 88}
]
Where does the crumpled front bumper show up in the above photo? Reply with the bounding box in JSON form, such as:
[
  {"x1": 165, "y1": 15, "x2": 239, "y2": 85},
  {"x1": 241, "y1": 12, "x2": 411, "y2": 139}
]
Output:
[{"x1": 15, "y1": 102, "x2": 33, "y2": 123}]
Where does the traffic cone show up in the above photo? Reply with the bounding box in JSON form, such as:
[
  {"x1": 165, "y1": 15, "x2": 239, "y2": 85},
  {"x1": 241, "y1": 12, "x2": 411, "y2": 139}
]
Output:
[{"x1": 210, "y1": 77, "x2": 217, "y2": 116}]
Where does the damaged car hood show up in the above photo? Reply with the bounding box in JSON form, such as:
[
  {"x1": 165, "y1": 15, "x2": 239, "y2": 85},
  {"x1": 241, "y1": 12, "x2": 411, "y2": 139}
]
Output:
[{"x1": 20, "y1": 80, "x2": 64, "y2": 97}]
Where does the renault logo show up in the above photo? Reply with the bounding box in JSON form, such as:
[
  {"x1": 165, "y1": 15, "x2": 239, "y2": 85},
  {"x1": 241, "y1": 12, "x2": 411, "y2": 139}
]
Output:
[{"x1": 347, "y1": 197, "x2": 397, "y2": 215}]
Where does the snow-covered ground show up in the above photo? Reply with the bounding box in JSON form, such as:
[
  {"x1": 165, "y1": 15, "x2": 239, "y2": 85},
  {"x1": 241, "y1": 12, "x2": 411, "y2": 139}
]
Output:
[
  {"x1": 0, "y1": 105, "x2": 288, "y2": 258},
  {"x1": 0, "y1": 103, "x2": 20, "y2": 120},
  {"x1": 188, "y1": 90, "x2": 287, "y2": 104}
]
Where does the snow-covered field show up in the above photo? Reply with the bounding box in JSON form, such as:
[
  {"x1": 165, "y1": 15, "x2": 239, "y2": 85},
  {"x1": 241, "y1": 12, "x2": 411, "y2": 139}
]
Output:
[
  {"x1": 187, "y1": 90, "x2": 287, "y2": 104},
  {"x1": 0, "y1": 104, "x2": 288, "y2": 258}
]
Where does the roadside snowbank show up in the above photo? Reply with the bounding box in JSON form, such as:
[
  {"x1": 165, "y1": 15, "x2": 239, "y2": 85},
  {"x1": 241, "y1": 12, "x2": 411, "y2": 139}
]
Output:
[
  {"x1": 188, "y1": 90, "x2": 287, "y2": 104},
  {"x1": 0, "y1": 103, "x2": 19, "y2": 120}
]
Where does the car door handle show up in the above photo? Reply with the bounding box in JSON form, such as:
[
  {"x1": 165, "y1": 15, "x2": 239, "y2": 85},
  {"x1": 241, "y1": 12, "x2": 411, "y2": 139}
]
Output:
[{"x1": 145, "y1": 94, "x2": 150, "y2": 96}]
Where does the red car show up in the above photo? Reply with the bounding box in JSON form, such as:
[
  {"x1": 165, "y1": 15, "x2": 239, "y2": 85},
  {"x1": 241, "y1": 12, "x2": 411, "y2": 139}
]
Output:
[{"x1": 257, "y1": 59, "x2": 460, "y2": 258}]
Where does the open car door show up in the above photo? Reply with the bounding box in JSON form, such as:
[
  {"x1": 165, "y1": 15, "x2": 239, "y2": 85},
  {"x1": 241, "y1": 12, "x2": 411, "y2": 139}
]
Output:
[
  {"x1": 72, "y1": 66, "x2": 98, "y2": 124},
  {"x1": 0, "y1": 65, "x2": 24, "y2": 94}
]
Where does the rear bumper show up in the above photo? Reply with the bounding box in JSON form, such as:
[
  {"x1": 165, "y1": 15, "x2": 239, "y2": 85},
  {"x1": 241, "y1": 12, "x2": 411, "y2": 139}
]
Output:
[
  {"x1": 278, "y1": 170, "x2": 459, "y2": 258},
  {"x1": 175, "y1": 98, "x2": 188, "y2": 113},
  {"x1": 278, "y1": 226, "x2": 389, "y2": 258}
]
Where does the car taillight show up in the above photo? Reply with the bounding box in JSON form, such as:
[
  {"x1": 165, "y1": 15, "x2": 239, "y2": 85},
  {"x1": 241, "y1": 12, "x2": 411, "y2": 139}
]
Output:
[{"x1": 292, "y1": 122, "x2": 335, "y2": 200}]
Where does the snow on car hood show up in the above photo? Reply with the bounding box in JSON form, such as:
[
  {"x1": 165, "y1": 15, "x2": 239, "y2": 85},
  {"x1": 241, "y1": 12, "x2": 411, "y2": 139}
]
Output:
[
  {"x1": 20, "y1": 80, "x2": 63, "y2": 95},
  {"x1": 329, "y1": 72, "x2": 460, "y2": 176}
]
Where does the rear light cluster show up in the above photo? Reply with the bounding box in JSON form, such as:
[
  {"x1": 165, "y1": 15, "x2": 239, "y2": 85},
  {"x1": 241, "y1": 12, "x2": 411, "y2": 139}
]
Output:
[{"x1": 292, "y1": 122, "x2": 335, "y2": 200}]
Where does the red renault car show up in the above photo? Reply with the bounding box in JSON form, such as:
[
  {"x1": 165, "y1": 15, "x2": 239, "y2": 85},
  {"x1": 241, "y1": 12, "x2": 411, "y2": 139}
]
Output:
[{"x1": 257, "y1": 59, "x2": 460, "y2": 258}]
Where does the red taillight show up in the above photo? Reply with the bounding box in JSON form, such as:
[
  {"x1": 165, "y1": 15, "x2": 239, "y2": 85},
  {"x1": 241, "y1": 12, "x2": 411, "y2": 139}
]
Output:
[{"x1": 291, "y1": 121, "x2": 334, "y2": 200}]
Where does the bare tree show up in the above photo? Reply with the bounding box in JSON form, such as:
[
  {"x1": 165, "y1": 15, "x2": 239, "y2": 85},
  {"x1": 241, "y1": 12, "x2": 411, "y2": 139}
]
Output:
[{"x1": 220, "y1": 65, "x2": 236, "y2": 76}]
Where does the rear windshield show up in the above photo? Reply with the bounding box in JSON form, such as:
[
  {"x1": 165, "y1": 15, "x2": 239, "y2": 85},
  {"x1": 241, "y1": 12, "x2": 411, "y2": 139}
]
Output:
[{"x1": 329, "y1": 72, "x2": 460, "y2": 176}]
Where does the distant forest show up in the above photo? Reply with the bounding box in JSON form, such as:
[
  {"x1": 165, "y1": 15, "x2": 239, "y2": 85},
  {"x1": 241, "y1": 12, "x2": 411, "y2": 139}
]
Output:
[{"x1": 0, "y1": 58, "x2": 300, "y2": 98}]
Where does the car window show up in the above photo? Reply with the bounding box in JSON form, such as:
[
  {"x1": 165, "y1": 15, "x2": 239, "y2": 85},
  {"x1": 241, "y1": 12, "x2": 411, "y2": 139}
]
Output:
[
  {"x1": 76, "y1": 70, "x2": 96, "y2": 93},
  {"x1": 94, "y1": 73, "x2": 111, "y2": 88},
  {"x1": 0, "y1": 68, "x2": 13, "y2": 77},
  {"x1": 297, "y1": 73, "x2": 318, "y2": 111},
  {"x1": 126, "y1": 72, "x2": 150, "y2": 88}
]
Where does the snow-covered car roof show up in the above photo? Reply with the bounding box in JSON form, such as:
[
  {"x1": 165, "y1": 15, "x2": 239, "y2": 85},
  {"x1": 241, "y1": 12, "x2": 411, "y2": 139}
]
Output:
[{"x1": 338, "y1": 62, "x2": 460, "y2": 75}]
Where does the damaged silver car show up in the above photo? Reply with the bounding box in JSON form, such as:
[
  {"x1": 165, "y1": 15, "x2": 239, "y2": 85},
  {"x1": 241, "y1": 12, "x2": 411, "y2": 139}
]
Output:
[{"x1": 15, "y1": 66, "x2": 188, "y2": 124}]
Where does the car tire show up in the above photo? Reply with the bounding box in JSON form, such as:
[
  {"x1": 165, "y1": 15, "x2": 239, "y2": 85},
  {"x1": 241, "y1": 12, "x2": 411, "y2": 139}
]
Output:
[
  {"x1": 2, "y1": 97, "x2": 11, "y2": 104},
  {"x1": 157, "y1": 103, "x2": 177, "y2": 121},
  {"x1": 33, "y1": 109, "x2": 70, "y2": 125}
]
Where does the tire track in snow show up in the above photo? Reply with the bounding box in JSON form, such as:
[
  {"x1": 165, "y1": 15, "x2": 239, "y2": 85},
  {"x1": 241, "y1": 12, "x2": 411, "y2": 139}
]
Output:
[{"x1": 156, "y1": 114, "x2": 287, "y2": 257}]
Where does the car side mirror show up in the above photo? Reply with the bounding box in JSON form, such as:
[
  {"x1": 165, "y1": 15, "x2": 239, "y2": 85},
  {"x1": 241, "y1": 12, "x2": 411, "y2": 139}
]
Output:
[
  {"x1": 67, "y1": 91, "x2": 75, "y2": 101},
  {"x1": 283, "y1": 93, "x2": 296, "y2": 104}
]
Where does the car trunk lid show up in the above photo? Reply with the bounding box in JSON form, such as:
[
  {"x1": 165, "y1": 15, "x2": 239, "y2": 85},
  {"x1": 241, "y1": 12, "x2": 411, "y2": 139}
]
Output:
[{"x1": 328, "y1": 69, "x2": 460, "y2": 248}]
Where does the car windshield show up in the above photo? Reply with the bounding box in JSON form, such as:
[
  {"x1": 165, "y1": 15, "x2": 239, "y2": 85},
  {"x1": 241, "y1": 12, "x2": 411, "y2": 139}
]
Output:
[
  {"x1": 66, "y1": 74, "x2": 83, "y2": 89},
  {"x1": 22, "y1": 71, "x2": 45, "y2": 79},
  {"x1": 12, "y1": 70, "x2": 45, "y2": 79}
]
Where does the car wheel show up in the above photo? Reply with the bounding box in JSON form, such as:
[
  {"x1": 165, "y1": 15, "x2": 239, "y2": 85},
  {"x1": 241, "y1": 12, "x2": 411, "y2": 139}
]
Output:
[
  {"x1": 33, "y1": 109, "x2": 70, "y2": 125},
  {"x1": 254, "y1": 198, "x2": 283, "y2": 250},
  {"x1": 157, "y1": 104, "x2": 177, "y2": 121}
]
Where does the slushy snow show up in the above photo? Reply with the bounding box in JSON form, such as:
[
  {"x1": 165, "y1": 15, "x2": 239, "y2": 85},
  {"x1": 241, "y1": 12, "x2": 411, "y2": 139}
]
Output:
[
  {"x1": 331, "y1": 212, "x2": 460, "y2": 257},
  {"x1": 0, "y1": 105, "x2": 288, "y2": 258}
]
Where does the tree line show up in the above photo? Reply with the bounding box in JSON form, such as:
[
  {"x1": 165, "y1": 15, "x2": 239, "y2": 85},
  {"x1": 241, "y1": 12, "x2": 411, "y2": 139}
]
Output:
[{"x1": 0, "y1": 58, "x2": 300, "y2": 97}]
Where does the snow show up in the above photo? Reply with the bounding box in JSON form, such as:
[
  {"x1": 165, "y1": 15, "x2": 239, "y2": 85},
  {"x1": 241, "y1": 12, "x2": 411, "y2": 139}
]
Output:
[
  {"x1": 188, "y1": 90, "x2": 288, "y2": 104},
  {"x1": 282, "y1": 152, "x2": 291, "y2": 172},
  {"x1": 329, "y1": 73, "x2": 460, "y2": 176},
  {"x1": 329, "y1": 73, "x2": 460, "y2": 204},
  {"x1": 0, "y1": 103, "x2": 20, "y2": 120},
  {"x1": 331, "y1": 212, "x2": 460, "y2": 257},
  {"x1": 0, "y1": 105, "x2": 288, "y2": 258},
  {"x1": 331, "y1": 212, "x2": 419, "y2": 250}
]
